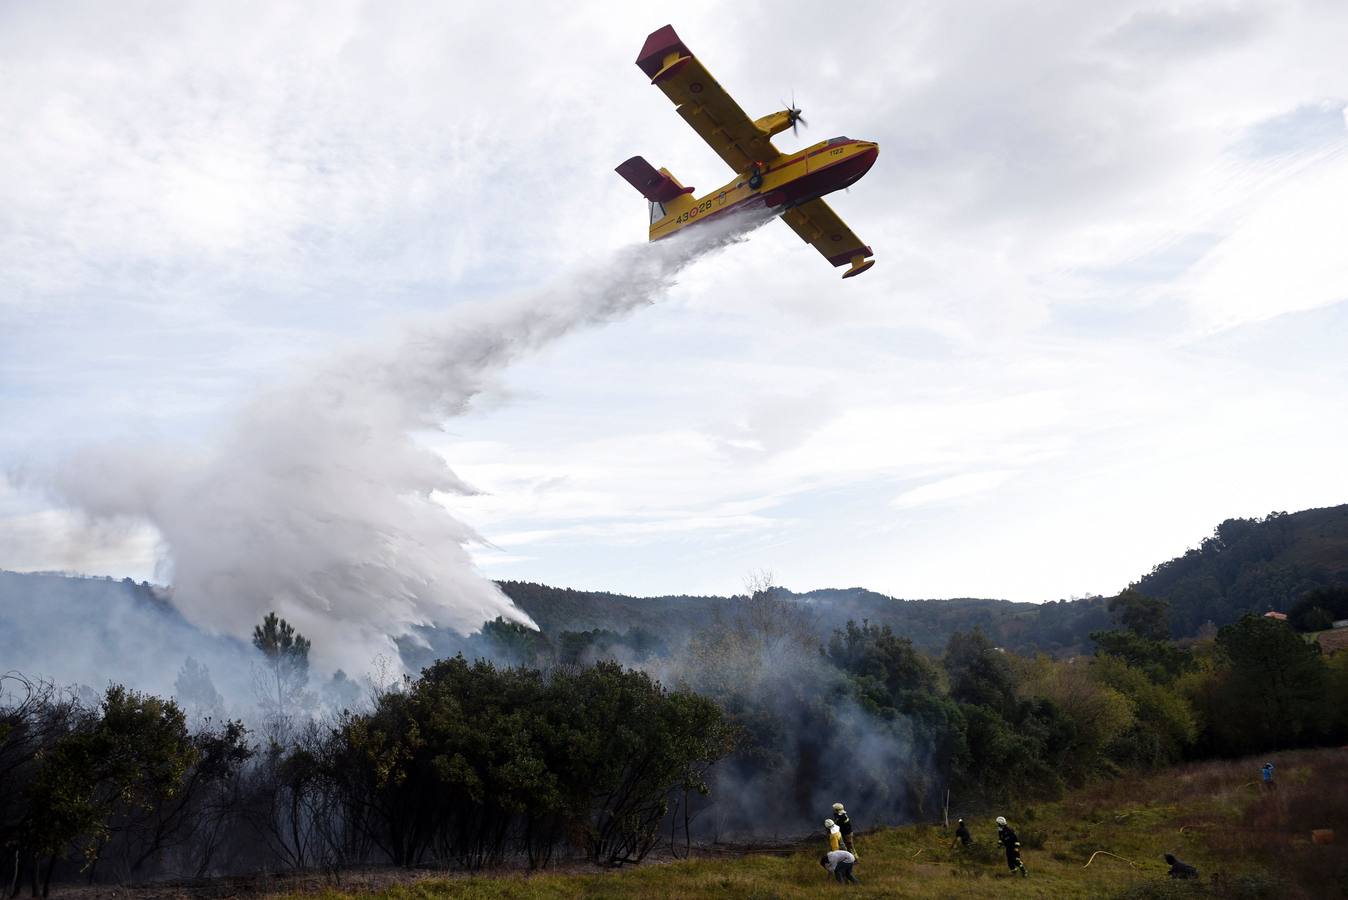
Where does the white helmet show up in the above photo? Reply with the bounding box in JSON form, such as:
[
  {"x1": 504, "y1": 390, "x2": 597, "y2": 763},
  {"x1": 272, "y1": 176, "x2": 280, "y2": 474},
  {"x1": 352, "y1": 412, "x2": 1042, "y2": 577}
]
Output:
[
  {"x1": 824, "y1": 818, "x2": 835, "y2": 828},
  {"x1": 996, "y1": 816, "x2": 1007, "y2": 826},
  {"x1": 833, "y1": 802, "x2": 845, "y2": 812}
]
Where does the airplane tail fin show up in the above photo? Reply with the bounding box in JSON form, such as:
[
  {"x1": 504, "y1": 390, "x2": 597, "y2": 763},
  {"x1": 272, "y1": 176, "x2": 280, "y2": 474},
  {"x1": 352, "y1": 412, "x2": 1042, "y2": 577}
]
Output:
[
  {"x1": 615, "y1": 156, "x2": 694, "y2": 203},
  {"x1": 616, "y1": 157, "x2": 696, "y2": 233}
]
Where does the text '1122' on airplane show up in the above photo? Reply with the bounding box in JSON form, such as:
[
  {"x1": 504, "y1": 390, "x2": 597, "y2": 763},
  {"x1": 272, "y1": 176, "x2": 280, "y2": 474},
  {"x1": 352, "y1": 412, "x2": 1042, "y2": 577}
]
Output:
[{"x1": 617, "y1": 25, "x2": 879, "y2": 279}]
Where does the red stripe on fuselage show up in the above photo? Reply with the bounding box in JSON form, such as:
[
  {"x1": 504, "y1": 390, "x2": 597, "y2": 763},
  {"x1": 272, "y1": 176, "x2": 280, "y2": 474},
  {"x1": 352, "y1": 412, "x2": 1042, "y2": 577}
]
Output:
[{"x1": 652, "y1": 143, "x2": 877, "y2": 240}]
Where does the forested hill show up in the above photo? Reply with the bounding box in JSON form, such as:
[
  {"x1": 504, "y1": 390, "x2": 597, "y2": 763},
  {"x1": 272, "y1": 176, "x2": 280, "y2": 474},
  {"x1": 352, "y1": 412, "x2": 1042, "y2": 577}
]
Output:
[
  {"x1": 1134, "y1": 505, "x2": 1348, "y2": 635},
  {"x1": 3, "y1": 505, "x2": 1346, "y2": 662},
  {"x1": 501, "y1": 504, "x2": 1348, "y2": 654},
  {"x1": 498, "y1": 581, "x2": 1112, "y2": 656}
]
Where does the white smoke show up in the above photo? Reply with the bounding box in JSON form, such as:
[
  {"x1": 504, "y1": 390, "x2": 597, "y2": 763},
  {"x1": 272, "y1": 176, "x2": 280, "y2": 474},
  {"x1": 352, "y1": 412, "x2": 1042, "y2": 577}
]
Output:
[{"x1": 41, "y1": 213, "x2": 767, "y2": 675}]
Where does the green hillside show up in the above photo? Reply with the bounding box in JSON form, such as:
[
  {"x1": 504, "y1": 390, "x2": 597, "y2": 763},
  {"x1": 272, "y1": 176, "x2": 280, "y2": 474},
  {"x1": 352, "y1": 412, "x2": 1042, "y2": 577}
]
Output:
[
  {"x1": 1135, "y1": 506, "x2": 1348, "y2": 635},
  {"x1": 297, "y1": 748, "x2": 1346, "y2": 900}
]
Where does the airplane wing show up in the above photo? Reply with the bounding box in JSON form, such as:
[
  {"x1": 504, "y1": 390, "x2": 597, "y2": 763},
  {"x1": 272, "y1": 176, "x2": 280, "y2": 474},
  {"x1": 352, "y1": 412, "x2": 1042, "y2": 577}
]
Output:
[
  {"x1": 780, "y1": 199, "x2": 875, "y2": 277},
  {"x1": 636, "y1": 25, "x2": 781, "y2": 174}
]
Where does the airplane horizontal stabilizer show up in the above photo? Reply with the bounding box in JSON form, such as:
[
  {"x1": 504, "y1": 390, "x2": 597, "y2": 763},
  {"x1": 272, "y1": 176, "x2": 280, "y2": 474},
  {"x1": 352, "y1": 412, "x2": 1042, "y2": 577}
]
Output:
[{"x1": 615, "y1": 156, "x2": 694, "y2": 203}]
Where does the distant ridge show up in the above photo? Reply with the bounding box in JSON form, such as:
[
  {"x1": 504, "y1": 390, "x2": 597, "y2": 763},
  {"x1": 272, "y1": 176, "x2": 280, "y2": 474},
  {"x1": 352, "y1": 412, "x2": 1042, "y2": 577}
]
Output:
[
  {"x1": 5, "y1": 504, "x2": 1347, "y2": 661},
  {"x1": 1134, "y1": 505, "x2": 1348, "y2": 634},
  {"x1": 500, "y1": 504, "x2": 1348, "y2": 653}
]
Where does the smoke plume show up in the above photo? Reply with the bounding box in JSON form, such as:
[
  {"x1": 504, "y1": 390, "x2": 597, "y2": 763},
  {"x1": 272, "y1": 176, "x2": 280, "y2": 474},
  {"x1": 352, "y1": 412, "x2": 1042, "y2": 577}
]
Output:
[{"x1": 37, "y1": 214, "x2": 766, "y2": 676}]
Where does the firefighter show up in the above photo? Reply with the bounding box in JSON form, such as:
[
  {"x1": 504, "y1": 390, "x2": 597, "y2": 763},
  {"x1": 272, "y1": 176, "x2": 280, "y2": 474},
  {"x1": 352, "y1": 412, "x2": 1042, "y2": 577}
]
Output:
[
  {"x1": 824, "y1": 818, "x2": 842, "y2": 852},
  {"x1": 1165, "y1": 852, "x2": 1199, "y2": 879},
  {"x1": 995, "y1": 816, "x2": 1028, "y2": 877},
  {"x1": 952, "y1": 817, "x2": 972, "y2": 849},
  {"x1": 819, "y1": 849, "x2": 859, "y2": 885},
  {"x1": 832, "y1": 802, "x2": 856, "y2": 855}
]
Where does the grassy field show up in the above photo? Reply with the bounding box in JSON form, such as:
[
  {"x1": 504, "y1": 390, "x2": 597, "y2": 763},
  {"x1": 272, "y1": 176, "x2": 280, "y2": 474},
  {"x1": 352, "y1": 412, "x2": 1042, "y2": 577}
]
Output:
[{"x1": 298, "y1": 749, "x2": 1346, "y2": 900}]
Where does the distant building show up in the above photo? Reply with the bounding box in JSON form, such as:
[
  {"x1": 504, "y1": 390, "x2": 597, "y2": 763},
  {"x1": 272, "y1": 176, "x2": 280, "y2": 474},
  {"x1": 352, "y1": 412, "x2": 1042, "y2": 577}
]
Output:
[{"x1": 1263, "y1": 611, "x2": 1288, "y2": 621}]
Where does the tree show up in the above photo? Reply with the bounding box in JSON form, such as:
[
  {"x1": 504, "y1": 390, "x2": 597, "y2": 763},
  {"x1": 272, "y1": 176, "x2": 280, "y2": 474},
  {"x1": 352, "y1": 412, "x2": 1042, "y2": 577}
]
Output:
[
  {"x1": 556, "y1": 628, "x2": 666, "y2": 667},
  {"x1": 1211, "y1": 614, "x2": 1327, "y2": 752},
  {"x1": 174, "y1": 657, "x2": 224, "y2": 718},
  {"x1": 479, "y1": 616, "x2": 554, "y2": 667},
  {"x1": 251, "y1": 612, "x2": 312, "y2": 734},
  {"x1": 1325, "y1": 652, "x2": 1348, "y2": 743},
  {"x1": 1090, "y1": 589, "x2": 1189, "y2": 681},
  {"x1": 1090, "y1": 655, "x2": 1196, "y2": 766},
  {"x1": 1015, "y1": 655, "x2": 1135, "y2": 768},
  {"x1": 1288, "y1": 586, "x2": 1348, "y2": 632},
  {"x1": 0, "y1": 675, "x2": 85, "y2": 896},
  {"x1": 321, "y1": 669, "x2": 364, "y2": 713},
  {"x1": 324, "y1": 656, "x2": 733, "y2": 870},
  {"x1": 1089, "y1": 629, "x2": 1190, "y2": 683},
  {"x1": 943, "y1": 629, "x2": 1017, "y2": 717},
  {"x1": 952, "y1": 703, "x2": 1062, "y2": 806},
  {"x1": 825, "y1": 619, "x2": 941, "y2": 712},
  {"x1": 1108, "y1": 588, "x2": 1170, "y2": 640},
  {"x1": 22, "y1": 686, "x2": 197, "y2": 896},
  {"x1": 726, "y1": 569, "x2": 818, "y2": 669}
]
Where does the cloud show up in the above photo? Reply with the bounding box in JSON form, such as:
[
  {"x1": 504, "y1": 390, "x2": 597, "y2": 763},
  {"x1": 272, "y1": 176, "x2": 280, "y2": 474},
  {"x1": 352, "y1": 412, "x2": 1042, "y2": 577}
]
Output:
[
  {"x1": 1238, "y1": 100, "x2": 1348, "y2": 159},
  {"x1": 1180, "y1": 148, "x2": 1348, "y2": 332},
  {"x1": 0, "y1": 504, "x2": 159, "y2": 578},
  {"x1": 891, "y1": 471, "x2": 1015, "y2": 509},
  {"x1": 1103, "y1": 3, "x2": 1266, "y2": 58},
  {"x1": 4, "y1": 0, "x2": 1348, "y2": 613}
]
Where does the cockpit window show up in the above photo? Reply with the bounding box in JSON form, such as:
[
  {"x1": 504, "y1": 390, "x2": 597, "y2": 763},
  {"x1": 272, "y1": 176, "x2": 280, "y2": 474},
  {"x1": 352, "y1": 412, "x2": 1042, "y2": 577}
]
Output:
[
  {"x1": 649, "y1": 201, "x2": 667, "y2": 224},
  {"x1": 827, "y1": 136, "x2": 849, "y2": 145}
]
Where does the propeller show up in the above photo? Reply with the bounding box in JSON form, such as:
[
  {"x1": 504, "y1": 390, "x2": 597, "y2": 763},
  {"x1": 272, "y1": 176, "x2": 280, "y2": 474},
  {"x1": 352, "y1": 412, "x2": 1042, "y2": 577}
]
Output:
[{"x1": 783, "y1": 91, "x2": 807, "y2": 136}]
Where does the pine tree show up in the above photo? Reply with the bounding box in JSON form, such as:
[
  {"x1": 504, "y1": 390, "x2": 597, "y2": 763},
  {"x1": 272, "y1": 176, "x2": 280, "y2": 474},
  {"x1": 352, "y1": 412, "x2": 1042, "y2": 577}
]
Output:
[
  {"x1": 174, "y1": 656, "x2": 224, "y2": 716},
  {"x1": 251, "y1": 612, "x2": 311, "y2": 733}
]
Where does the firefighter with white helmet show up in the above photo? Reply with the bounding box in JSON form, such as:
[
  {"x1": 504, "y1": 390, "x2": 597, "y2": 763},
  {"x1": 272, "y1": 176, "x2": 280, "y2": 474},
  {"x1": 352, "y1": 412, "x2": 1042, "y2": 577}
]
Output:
[
  {"x1": 832, "y1": 802, "x2": 856, "y2": 855},
  {"x1": 952, "y1": 817, "x2": 972, "y2": 849},
  {"x1": 995, "y1": 816, "x2": 1028, "y2": 877}
]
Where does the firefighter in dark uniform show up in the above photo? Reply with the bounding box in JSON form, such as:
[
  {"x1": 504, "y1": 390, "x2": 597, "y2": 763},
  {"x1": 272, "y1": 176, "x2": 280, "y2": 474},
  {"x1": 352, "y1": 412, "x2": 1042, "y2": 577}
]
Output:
[
  {"x1": 952, "y1": 817, "x2": 972, "y2": 849},
  {"x1": 995, "y1": 816, "x2": 1028, "y2": 877},
  {"x1": 831, "y1": 803, "x2": 856, "y2": 856},
  {"x1": 1165, "y1": 853, "x2": 1198, "y2": 879}
]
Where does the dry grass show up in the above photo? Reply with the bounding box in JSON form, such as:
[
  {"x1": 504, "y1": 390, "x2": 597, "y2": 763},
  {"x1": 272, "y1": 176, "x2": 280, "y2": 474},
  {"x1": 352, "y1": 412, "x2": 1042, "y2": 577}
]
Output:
[
  {"x1": 262, "y1": 749, "x2": 1347, "y2": 900},
  {"x1": 1314, "y1": 630, "x2": 1348, "y2": 654}
]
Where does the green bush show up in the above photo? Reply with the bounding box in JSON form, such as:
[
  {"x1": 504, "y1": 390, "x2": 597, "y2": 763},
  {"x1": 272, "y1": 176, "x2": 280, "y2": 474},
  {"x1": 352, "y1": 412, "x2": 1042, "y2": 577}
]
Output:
[{"x1": 329, "y1": 657, "x2": 734, "y2": 868}]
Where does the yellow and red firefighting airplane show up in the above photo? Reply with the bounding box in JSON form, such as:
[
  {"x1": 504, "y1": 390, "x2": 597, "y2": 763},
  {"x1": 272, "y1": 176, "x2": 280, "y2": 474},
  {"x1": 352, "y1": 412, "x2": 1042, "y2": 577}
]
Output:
[{"x1": 617, "y1": 25, "x2": 879, "y2": 279}]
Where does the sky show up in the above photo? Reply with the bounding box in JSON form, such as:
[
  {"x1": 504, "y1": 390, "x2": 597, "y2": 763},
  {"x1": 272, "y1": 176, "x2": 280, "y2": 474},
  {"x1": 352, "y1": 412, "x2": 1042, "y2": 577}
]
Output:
[{"x1": 3, "y1": 0, "x2": 1348, "y2": 618}]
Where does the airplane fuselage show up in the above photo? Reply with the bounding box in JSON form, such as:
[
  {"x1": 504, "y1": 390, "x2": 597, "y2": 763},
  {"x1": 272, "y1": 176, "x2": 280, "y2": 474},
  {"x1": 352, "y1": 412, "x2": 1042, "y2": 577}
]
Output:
[{"x1": 648, "y1": 137, "x2": 878, "y2": 241}]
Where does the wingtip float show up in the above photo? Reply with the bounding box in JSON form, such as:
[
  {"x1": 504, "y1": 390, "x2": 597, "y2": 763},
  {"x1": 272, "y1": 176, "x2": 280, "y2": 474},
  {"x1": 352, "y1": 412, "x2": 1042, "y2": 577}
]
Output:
[{"x1": 617, "y1": 24, "x2": 879, "y2": 279}]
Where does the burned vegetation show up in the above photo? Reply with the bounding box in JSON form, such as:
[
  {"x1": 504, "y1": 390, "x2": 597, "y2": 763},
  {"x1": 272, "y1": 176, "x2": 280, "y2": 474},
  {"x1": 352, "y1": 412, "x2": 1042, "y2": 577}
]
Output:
[
  {"x1": 5, "y1": 507, "x2": 1348, "y2": 894},
  {"x1": 0, "y1": 653, "x2": 732, "y2": 895}
]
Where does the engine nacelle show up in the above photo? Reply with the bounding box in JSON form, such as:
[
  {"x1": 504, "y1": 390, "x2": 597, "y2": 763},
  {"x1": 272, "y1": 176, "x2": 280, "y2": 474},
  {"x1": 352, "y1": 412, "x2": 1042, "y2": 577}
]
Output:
[{"x1": 753, "y1": 109, "x2": 796, "y2": 138}]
